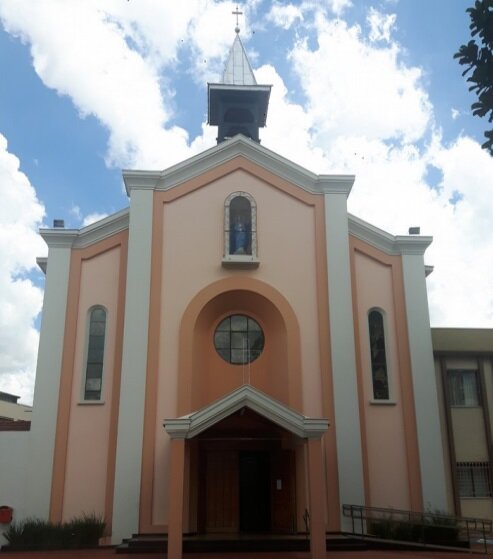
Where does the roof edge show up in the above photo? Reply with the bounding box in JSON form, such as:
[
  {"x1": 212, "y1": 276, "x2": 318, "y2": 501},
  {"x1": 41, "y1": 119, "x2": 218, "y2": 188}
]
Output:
[
  {"x1": 123, "y1": 135, "x2": 355, "y2": 197},
  {"x1": 164, "y1": 385, "x2": 329, "y2": 440},
  {"x1": 348, "y1": 213, "x2": 433, "y2": 256},
  {"x1": 40, "y1": 208, "x2": 129, "y2": 249}
]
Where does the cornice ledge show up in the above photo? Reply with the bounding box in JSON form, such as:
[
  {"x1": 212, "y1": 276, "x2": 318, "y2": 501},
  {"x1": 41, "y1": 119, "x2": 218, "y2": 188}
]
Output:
[
  {"x1": 317, "y1": 175, "x2": 355, "y2": 196},
  {"x1": 36, "y1": 256, "x2": 48, "y2": 275},
  {"x1": 122, "y1": 170, "x2": 161, "y2": 195},
  {"x1": 39, "y1": 210, "x2": 129, "y2": 250},
  {"x1": 124, "y1": 136, "x2": 355, "y2": 196},
  {"x1": 72, "y1": 209, "x2": 129, "y2": 249},
  {"x1": 348, "y1": 214, "x2": 433, "y2": 256},
  {"x1": 39, "y1": 229, "x2": 78, "y2": 249},
  {"x1": 163, "y1": 418, "x2": 191, "y2": 439},
  {"x1": 394, "y1": 235, "x2": 433, "y2": 255},
  {"x1": 303, "y1": 418, "x2": 330, "y2": 439}
]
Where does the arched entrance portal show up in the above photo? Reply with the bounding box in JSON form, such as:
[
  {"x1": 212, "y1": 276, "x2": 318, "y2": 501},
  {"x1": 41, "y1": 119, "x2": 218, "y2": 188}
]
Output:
[
  {"x1": 165, "y1": 385, "x2": 329, "y2": 559},
  {"x1": 195, "y1": 407, "x2": 297, "y2": 534}
]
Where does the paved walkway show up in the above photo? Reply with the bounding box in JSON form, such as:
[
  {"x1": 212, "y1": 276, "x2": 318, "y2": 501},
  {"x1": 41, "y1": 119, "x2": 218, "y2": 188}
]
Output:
[{"x1": 0, "y1": 548, "x2": 489, "y2": 559}]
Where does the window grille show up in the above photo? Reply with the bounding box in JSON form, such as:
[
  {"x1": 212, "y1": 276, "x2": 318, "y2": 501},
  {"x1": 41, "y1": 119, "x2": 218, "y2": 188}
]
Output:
[
  {"x1": 448, "y1": 369, "x2": 480, "y2": 406},
  {"x1": 368, "y1": 310, "x2": 389, "y2": 400},
  {"x1": 214, "y1": 314, "x2": 264, "y2": 365},
  {"x1": 84, "y1": 307, "x2": 106, "y2": 400},
  {"x1": 456, "y1": 462, "x2": 492, "y2": 497}
]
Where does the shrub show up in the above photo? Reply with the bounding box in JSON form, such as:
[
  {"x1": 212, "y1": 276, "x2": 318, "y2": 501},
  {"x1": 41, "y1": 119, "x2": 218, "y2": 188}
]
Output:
[
  {"x1": 3, "y1": 513, "x2": 105, "y2": 550},
  {"x1": 368, "y1": 510, "x2": 459, "y2": 546}
]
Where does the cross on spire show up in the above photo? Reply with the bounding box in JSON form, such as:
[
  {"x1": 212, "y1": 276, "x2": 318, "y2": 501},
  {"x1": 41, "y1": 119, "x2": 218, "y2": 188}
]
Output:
[{"x1": 232, "y1": 6, "x2": 242, "y2": 33}]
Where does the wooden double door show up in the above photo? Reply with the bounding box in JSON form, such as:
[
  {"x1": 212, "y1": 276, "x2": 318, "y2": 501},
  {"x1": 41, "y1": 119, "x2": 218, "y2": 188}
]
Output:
[{"x1": 202, "y1": 449, "x2": 295, "y2": 534}]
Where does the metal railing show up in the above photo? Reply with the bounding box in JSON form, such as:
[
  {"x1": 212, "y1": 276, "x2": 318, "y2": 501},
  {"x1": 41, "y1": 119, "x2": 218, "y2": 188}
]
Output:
[{"x1": 343, "y1": 503, "x2": 493, "y2": 553}]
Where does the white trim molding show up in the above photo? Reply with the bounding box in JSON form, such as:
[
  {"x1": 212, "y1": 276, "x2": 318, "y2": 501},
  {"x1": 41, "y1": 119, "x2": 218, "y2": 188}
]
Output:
[
  {"x1": 39, "y1": 209, "x2": 129, "y2": 250},
  {"x1": 123, "y1": 135, "x2": 355, "y2": 197},
  {"x1": 27, "y1": 244, "x2": 73, "y2": 519},
  {"x1": 111, "y1": 190, "x2": 153, "y2": 544},
  {"x1": 401, "y1": 253, "x2": 448, "y2": 510},
  {"x1": 164, "y1": 385, "x2": 329, "y2": 440},
  {"x1": 348, "y1": 214, "x2": 432, "y2": 256},
  {"x1": 324, "y1": 191, "x2": 366, "y2": 527}
]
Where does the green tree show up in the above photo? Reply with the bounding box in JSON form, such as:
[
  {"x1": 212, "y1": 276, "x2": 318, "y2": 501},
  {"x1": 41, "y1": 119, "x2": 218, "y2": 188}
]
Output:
[{"x1": 454, "y1": 0, "x2": 493, "y2": 155}]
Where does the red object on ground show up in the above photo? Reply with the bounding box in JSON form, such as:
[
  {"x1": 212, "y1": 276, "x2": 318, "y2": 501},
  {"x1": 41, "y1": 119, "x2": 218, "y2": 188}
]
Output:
[{"x1": 0, "y1": 505, "x2": 13, "y2": 524}]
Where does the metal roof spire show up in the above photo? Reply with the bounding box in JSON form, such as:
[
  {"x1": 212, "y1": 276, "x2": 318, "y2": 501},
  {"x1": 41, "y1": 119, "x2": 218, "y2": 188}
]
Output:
[
  {"x1": 222, "y1": 7, "x2": 257, "y2": 86},
  {"x1": 207, "y1": 5, "x2": 271, "y2": 144}
]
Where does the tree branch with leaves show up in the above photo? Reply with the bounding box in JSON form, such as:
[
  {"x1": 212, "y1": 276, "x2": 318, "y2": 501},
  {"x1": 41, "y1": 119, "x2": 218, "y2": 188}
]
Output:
[{"x1": 454, "y1": 0, "x2": 493, "y2": 156}]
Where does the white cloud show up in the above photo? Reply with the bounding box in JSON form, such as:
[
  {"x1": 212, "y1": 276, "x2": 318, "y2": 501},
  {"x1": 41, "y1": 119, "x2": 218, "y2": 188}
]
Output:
[
  {"x1": 69, "y1": 205, "x2": 82, "y2": 221},
  {"x1": 367, "y1": 8, "x2": 396, "y2": 42},
  {"x1": 0, "y1": 133, "x2": 45, "y2": 404},
  {"x1": 451, "y1": 108, "x2": 460, "y2": 120},
  {"x1": 266, "y1": 3, "x2": 304, "y2": 29},
  {"x1": 290, "y1": 17, "x2": 432, "y2": 144},
  {"x1": 0, "y1": 0, "x2": 198, "y2": 170},
  {"x1": 82, "y1": 212, "x2": 109, "y2": 227},
  {"x1": 325, "y1": 0, "x2": 353, "y2": 16}
]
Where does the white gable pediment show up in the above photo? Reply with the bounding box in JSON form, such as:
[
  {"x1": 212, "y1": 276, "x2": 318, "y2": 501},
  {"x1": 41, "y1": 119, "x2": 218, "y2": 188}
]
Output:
[
  {"x1": 123, "y1": 135, "x2": 354, "y2": 197},
  {"x1": 164, "y1": 385, "x2": 328, "y2": 440}
]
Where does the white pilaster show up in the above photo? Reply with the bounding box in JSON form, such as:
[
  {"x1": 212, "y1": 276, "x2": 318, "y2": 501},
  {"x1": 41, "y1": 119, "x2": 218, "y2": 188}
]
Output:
[
  {"x1": 28, "y1": 238, "x2": 75, "y2": 518},
  {"x1": 112, "y1": 188, "x2": 154, "y2": 543},
  {"x1": 401, "y1": 253, "x2": 448, "y2": 511},
  {"x1": 324, "y1": 189, "x2": 365, "y2": 527}
]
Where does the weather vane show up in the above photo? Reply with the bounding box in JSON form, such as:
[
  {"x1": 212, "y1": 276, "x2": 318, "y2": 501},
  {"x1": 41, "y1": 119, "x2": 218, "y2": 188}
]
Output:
[{"x1": 232, "y1": 5, "x2": 242, "y2": 34}]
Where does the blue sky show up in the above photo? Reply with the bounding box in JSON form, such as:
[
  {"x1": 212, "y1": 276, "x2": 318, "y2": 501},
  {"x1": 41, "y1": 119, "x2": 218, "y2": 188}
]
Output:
[{"x1": 0, "y1": 0, "x2": 492, "y2": 403}]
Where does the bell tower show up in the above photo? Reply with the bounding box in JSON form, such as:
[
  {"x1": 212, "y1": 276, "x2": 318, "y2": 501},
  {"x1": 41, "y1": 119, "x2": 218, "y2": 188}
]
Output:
[{"x1": 208, "y1": 9, "x2": 271, "y2": 144}]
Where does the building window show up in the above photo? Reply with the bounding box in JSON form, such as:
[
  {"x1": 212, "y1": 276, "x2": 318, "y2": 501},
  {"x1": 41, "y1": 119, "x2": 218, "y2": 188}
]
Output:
[
  {"x1": 448, "y1": 369, "x2": 480, "y2": 406},
  {"x1": 224, "y1": 192, "x2": 257, "y2": 259},
  {"x1": 368, "y1": 310, "x2": 389, "y2": 400},
  {"x1": 84, "y1": 307, "x2": 107, "y2": 401},
  {"x1": 457, "y1": 462, "x2": 492, "y2": 497},
  {"x1": 214, "y1": 314, "x2": 264, "y2": 365}
]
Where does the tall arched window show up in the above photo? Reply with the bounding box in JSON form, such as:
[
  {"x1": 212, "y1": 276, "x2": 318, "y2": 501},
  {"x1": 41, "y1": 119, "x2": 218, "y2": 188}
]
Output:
[
  {"x1": 84, "y1": 306, "x2": 107, "y2": 401},
  {"x1": 368, "y1": 309, "x2": 389, "y2": 400},
  {"x1": 223, "y1": 192, "x2": 257, "y2": 264}
]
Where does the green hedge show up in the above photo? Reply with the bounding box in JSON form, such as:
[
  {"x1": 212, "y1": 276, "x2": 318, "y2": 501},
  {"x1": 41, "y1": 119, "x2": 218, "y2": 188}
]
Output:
[
  {"x1": 369, "y1": 512, "x2": 459, "y2": 546},
  {"x1": 3, "y1": 513, "x2": 105, "y2": 550}
]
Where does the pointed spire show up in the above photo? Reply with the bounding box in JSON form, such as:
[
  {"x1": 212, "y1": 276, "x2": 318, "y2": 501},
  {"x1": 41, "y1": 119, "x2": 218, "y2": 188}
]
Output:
[
  {"x1": 222, "y1": 34, "x2": 257, "y2": 86},
  {"x1": 207, "y1": 7, "x2": 272, "y2": 144}
]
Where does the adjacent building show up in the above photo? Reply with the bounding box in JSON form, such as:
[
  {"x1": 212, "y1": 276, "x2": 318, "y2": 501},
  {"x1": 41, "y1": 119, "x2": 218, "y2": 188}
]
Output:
[{"x1": 433, "y1": 328, "x2": 493, "y2": 521}]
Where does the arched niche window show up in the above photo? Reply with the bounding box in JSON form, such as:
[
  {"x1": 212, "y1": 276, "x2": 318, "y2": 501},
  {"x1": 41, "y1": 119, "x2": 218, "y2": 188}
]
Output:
[
  {"x1": 83, "y1": 306, "x2": 107, "y2": 401},
  {"x1": 368, "y1": 309, "x2": 390, "y2": 400},
  {"x1": 223, "y1": 192, "x2": 258, "y2": 267}
]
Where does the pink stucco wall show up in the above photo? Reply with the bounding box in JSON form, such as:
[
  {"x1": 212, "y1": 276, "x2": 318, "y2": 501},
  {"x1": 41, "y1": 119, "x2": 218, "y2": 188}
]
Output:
[
  {"x1": 62, "y1": 246, "x2": 121, "y2": 520},
  {"x1": 152, "y1": 169, "x2": 323, "y2": 525},
  {"x1": 353, "y1": 250, "x2": 411, "y2": 510}
]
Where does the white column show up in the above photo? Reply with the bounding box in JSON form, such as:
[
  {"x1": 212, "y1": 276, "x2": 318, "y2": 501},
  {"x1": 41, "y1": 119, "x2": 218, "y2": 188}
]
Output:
[
  {"x1": 401, "y1": 251, "x2": 448, "y2": 511},
  {"x1": 28, "y1": 235, "x2": 76, "y2": 518},
  {"x1": 324, "y1": 189, "x2": 365, "y2": 527},
  {"x1": 112, "y1": 188, "x2": 154, "y2": 543}
]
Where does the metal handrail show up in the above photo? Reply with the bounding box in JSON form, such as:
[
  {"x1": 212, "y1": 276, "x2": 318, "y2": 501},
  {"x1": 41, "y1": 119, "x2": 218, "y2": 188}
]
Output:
[{"x1": 342, "y1": 503, "x2": 493, "y2": 553}]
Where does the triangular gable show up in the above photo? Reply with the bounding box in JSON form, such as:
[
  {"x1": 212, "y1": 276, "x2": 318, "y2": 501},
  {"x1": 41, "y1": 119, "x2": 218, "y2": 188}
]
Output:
[
  {"x1": 164, "y1": 385, "x2": 328, "y2": 440},
  {"x1": 122, "y1": 135, "x2": 354, "y2": 198}
]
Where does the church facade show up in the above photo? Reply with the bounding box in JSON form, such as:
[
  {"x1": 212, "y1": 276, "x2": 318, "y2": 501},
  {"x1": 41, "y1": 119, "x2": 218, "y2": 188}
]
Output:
[{"x1": 0, "y1": 32, "x2": 449, "y2": 559}]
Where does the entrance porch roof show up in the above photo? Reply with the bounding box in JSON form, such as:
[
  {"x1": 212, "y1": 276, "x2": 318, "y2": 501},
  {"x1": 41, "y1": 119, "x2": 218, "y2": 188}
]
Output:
[{"x1": 164, "y1": 385, "x2": 329, "y2": 440}]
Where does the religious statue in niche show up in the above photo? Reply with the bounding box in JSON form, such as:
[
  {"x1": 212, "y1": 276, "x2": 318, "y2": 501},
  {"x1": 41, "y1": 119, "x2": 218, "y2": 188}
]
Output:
[
  {"x1": 232, "y1": 215, "x2": 250, "y2": 254},
  {"x1": 229, "y1": 196, "x2": 252, "y2": 255}
]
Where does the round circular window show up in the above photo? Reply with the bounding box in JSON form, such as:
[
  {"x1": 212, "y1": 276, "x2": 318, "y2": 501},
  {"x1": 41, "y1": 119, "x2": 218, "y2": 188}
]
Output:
[{"x1": 214, "y1": 314, "x2": 264, "y2": 365}]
